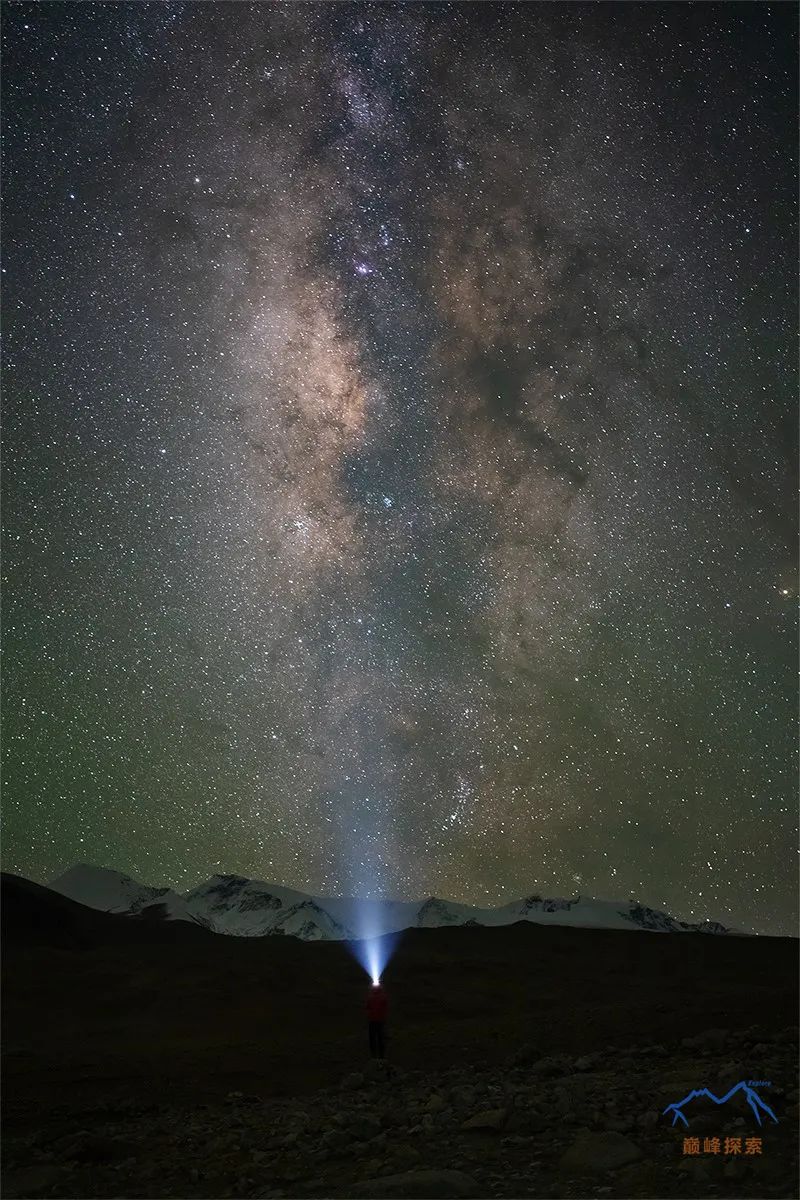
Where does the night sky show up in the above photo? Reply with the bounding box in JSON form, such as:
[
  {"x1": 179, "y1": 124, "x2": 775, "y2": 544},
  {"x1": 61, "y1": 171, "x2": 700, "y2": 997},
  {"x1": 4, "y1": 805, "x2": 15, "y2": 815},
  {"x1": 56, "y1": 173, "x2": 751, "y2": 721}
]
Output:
[{"x1": 2, "y1": 2, "x2": 797, "y2": 936}]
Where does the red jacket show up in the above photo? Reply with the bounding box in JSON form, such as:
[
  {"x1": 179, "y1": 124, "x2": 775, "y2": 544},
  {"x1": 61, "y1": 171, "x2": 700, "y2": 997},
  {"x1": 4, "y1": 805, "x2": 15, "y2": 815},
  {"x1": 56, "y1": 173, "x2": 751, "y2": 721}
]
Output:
[{"x1": 366, "y1": 986, "x2": 388, "y2": 1021}]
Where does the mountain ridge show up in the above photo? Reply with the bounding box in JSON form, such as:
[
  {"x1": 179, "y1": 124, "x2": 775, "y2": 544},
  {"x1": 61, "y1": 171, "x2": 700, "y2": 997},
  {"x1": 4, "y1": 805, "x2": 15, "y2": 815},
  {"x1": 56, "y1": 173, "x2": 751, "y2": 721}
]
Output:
[{"x1": 48, "y1": 863, "x2": 743, "y2": 940}]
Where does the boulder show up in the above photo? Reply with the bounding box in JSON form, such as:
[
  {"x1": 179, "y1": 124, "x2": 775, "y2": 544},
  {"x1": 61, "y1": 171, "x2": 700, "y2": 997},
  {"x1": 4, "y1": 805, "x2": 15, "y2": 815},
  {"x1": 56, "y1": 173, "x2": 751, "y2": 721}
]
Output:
[{"x1": 559, "y1": 1130, "x2": 643, "y2": 1175}]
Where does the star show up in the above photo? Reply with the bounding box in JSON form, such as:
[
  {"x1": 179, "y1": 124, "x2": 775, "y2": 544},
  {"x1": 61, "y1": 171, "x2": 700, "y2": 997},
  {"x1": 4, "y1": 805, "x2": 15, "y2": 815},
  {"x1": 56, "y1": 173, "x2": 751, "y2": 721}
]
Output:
[{"x1": 1, "y1": 1, "x2": 795, "y2": 936}]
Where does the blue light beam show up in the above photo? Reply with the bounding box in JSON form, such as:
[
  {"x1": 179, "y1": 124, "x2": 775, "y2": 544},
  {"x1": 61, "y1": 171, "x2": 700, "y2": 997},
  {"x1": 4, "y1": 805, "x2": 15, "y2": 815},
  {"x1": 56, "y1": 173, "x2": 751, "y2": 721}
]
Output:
[{"x1": 344, "y1": 898, "x2": 400, "y2": 984}]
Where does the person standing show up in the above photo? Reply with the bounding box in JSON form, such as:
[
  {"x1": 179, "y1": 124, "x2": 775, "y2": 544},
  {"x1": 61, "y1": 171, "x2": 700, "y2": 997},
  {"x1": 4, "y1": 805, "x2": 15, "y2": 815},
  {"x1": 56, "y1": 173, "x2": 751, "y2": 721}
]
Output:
[{"x1": 366, "y1": 982, "x2": 388, "y2": 1058}]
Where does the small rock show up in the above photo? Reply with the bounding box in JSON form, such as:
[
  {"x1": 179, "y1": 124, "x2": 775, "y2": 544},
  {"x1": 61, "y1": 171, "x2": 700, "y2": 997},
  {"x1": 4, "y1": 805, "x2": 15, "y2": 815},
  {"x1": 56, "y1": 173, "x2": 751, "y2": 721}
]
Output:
[
  {"x1": 425, "y1": 1093, "x2": 446, "y2": 1113},
  {"x1": 342, "y1": 1071, "x2": 365, "y2": 1091},
  {"x1": 575, "y1": 1055, "x2": 595, "y2": 1071}
]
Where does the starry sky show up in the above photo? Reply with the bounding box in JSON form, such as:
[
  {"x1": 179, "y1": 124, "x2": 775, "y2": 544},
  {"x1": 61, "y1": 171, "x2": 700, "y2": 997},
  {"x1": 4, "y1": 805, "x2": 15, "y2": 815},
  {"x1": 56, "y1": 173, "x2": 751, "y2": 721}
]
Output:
[{"x1": 2, "y1": 2, "x2": 797, "y2": 936}]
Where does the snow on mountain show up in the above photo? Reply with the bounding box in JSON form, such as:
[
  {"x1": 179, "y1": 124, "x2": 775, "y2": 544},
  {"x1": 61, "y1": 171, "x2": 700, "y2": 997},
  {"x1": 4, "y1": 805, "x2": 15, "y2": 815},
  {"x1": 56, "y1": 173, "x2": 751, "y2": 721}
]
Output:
[
  {"x1": 416, "y1": 896, "x2": 476, "y2": 927},
  {"x1": 493, "y1": 894, "x2": 637, "y2": 932},
  {"x1": 49, "y1": 864, "x2": 738, "y2": 940},
  {"x1": 50, "y1": 864, "x2": 208, "y2": 927},
  {"x1": 184, "y1": 875, "x2": 357, "y2": 939},
  {"x1": 621, "y1": 905, "x2": 743, "y2": 936},
  {"x1": 269, "y1": 900, "x2": 354, "y2": 941},
  {"x1": 51, "y1": 864, "x2": 161, "y2": 914}
]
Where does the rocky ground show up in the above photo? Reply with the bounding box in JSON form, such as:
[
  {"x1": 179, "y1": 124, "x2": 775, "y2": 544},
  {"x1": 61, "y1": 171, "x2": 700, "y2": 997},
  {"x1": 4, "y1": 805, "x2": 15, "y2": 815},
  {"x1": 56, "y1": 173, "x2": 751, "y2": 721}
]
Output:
[{"x1": 4, "y1": 1024, "x2": 797, "y2": 1200}]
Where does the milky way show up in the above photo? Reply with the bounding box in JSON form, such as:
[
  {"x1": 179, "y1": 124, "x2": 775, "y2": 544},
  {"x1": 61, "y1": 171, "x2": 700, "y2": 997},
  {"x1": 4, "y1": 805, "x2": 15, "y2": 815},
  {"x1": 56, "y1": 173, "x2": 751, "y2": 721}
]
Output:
[{"x1": 2, "y1": 3, "x2": 797, "y2": 933}]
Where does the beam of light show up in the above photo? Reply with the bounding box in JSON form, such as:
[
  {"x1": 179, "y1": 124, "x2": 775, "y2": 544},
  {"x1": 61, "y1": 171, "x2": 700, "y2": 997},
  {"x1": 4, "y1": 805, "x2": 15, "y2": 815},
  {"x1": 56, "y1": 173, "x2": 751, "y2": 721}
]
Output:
[{"x1": 344, "y1": 898, "x2": 401, "y2": 984}]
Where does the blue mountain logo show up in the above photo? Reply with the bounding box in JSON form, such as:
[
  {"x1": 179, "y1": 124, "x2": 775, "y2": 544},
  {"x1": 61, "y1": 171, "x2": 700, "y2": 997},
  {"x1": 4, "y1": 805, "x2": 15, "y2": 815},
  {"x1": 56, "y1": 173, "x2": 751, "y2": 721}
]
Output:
[{"x1": 663, "y1": 1080, "x2": 779, "y2": 1128}]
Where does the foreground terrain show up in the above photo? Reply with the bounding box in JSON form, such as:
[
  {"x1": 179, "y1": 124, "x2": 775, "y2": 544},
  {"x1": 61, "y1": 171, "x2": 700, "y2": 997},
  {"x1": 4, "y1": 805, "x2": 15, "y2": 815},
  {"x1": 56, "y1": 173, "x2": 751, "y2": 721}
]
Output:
[{"x1": 2, "y1": 874, "x2": 798, "y2": 1198}]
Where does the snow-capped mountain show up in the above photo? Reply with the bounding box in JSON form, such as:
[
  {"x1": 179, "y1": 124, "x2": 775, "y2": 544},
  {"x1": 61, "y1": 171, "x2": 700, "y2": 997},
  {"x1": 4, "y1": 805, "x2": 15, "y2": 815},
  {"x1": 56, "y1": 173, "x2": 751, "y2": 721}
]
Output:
[
  {"x1": 52, "y1": 864, "x2": 212, "y2": 928},
  {"x1": 416, "y1": 896, "x2": 475, "y2": 927},
  {"x1": 270, "y1": 900, "x2": 354, "y2": 941},
  {"x1": 49, "y1": 864, "x2": 740, "y2": 940},
  {"x1": 183, "y1": 874, "x2": 314, "y2": 936}
]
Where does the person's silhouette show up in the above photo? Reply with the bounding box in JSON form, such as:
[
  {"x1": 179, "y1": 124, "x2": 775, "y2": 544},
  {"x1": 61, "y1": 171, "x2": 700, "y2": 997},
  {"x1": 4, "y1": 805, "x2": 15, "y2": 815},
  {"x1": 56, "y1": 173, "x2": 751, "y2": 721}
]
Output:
[{"x1": 366, "y1": 982, "x2": 388, "y2": 1058}]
